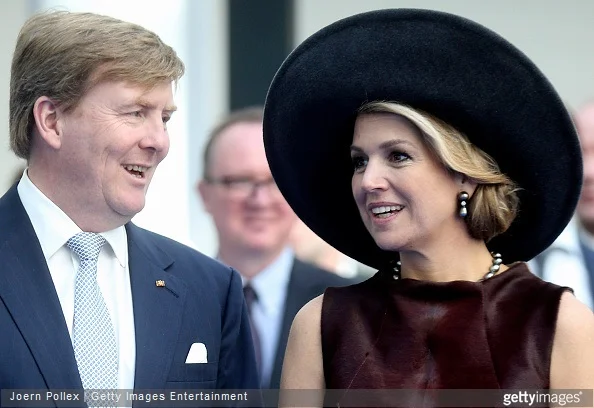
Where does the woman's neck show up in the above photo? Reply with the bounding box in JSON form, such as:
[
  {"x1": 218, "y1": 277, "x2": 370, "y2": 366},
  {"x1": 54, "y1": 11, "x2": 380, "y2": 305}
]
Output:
[{"x1": 398, "y1": 238, "x2": 507, "y2": 282}]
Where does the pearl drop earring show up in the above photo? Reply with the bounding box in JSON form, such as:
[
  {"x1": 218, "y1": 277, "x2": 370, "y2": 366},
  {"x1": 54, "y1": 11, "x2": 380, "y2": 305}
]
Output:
[{"x1": 458, "y1": 191, "x2": 469, "y2": 218}]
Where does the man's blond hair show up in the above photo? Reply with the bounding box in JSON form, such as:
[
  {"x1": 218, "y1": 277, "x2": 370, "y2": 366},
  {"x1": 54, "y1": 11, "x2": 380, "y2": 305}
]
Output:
[{"x1": 10, "y1": 10, "x2": 185, "y2": 159}]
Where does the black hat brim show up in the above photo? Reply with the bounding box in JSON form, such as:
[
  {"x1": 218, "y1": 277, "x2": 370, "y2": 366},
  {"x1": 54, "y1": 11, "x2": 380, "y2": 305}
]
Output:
[{"x1": 264, "y1": 9, "x2": 582, "y2": 269}]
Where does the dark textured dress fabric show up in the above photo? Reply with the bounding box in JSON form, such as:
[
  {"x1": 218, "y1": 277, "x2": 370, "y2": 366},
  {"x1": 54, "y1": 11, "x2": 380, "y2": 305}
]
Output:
[{"x1": 321, "y1": 263, "x2": 568, "y2": 405}]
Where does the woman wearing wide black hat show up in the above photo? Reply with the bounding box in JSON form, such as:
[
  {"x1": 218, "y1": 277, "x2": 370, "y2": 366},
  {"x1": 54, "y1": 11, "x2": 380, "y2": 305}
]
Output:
[{"x1": 263, "y1": 8, "x2": 593, "y2": 404}]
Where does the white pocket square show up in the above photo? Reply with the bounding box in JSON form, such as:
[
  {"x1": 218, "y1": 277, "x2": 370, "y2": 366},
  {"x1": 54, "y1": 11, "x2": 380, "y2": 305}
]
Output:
[{"x1": 185, "y1": 342, "x2": 208, "y2": 364}]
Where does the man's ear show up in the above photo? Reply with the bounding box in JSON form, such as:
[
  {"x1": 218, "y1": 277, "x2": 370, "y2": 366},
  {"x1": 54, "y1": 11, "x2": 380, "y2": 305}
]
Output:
[
  {"x1": 32, "y1": 96, "x2": 63, "y2": 150},
  {"x1": 197, "y1": 179, "x2": 213, "y2": 214}
]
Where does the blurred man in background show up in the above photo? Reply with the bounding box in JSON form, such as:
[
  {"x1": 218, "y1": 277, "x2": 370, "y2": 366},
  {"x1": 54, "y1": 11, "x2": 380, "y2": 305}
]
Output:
[
  {"x1": 198, "y1": 106, "x2": 353, "y2": 388},
  {"x1": 531, "y1": 102, "x2": 594, "y2": 309}
]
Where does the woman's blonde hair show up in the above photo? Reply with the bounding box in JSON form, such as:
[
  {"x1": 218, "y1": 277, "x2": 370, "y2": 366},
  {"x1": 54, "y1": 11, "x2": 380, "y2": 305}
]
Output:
[
  {"x1": 10, "y1": 10, "x2": 185, "y2": 159},
  {"x1": 358, "y1": 101, "x2": 519, "y2": 242}
]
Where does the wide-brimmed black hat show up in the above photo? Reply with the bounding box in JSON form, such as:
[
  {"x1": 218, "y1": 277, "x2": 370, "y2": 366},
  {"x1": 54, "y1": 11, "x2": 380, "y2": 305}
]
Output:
[{"x1": 263, "y1": 9, "x2": 582, "y2": 269}]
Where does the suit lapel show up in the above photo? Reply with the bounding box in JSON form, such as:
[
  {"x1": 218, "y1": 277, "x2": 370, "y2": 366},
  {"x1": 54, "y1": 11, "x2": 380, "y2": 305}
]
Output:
[
  {"x1": 0, "y1": 187, "x2": 188, "y2": 392},
  {"x1": 126, "y1": 224, "x2": 187, "y2": 390},
  {"x1": 0, "y1": 186, "x2": 82, "y2": 391}
]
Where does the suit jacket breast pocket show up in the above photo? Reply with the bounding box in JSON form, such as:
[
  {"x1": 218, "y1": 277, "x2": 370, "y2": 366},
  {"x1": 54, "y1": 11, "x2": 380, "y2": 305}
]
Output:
[{"x1": 165, "y1": 362, "x2": 218, "y2": 388}]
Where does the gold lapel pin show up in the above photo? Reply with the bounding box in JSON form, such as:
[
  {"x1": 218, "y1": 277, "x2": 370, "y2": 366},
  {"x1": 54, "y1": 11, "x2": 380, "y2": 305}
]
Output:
[{"x1": 155, "y1": 280, "x2": 166, "y2": 287}]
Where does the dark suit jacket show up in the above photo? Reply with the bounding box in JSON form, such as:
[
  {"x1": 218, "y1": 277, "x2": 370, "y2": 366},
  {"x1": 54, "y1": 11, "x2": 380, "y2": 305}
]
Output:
[
  {"x1": 266, "y1": 259, "x2": 357, "y2": 389},
  {"x1": 0, "y1": 185, "x2": 259, "y2": 399}
]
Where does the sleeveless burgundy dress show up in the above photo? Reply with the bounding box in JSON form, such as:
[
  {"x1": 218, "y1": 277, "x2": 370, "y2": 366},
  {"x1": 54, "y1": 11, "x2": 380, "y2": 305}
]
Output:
[{"x1": 322, "y1": 263, "x2": 567, "y2": 395}]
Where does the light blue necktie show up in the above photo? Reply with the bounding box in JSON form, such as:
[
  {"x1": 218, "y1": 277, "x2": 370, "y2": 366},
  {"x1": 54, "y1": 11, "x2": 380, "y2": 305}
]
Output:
[{"x1": 67, "y1": 232, "x2": 118, "y2": 390}]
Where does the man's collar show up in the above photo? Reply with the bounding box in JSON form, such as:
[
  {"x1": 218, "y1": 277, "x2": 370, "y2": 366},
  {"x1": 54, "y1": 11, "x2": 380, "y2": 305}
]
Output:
[{"x1": 17, "y1": 168, "x2": 128, "y2": 264}]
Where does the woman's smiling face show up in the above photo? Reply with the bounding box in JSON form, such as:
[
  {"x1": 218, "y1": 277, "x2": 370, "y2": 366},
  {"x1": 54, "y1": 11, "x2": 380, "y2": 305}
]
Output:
[{"x1": 350, "y1": 113, "x2": 464, "y2": 253}]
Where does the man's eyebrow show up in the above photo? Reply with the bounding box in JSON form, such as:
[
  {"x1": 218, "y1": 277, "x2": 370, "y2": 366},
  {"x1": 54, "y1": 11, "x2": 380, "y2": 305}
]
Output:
[{"x1": 120, "y1": 99, "x2": 177, "y2": 112}]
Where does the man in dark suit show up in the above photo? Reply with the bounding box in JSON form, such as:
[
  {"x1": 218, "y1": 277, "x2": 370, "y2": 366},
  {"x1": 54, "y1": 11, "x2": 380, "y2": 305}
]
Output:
[
  {"x1": 0, "y1": 10, "x2": 258, "y2": 396},
  {"x1": 197, "y1": 107, "x2": 354, "y2": 389}
]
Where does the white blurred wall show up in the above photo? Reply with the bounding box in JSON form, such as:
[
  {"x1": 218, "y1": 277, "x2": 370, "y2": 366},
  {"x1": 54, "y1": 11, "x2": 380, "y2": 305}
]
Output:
[
  {"x1": 0, "y1": 2, "x2": 28, "y2": 192},
  {"x1": 294, "y1": 0, "x2": 594, "y2": 109}
]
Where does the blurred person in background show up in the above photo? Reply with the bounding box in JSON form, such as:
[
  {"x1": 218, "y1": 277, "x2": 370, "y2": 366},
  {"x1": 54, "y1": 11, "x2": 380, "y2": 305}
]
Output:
[
  {"x1": 197, "y1": 106, "x2": 353, "y2": 389},
  {"x1": 0, "y1": 10, "x2": 258, "y2": 393},
  {"x1": 531, "y1": 102, "x2": 594, "y2": 309}
]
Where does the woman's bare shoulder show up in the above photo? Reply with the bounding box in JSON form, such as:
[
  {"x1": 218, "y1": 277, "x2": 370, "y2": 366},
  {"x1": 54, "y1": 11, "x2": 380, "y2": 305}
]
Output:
[
  {"x1": 293, "y1": 294, "x2": 324, "y2": 329},
  {"x1": 280, "y1": 294, "x2": 325, "y2": 393}
]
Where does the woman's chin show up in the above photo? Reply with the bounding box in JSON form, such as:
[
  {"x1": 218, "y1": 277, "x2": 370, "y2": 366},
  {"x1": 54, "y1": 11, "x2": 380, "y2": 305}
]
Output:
[{"x1": 374, "y1": 239, "x2": 404, "y2": 253}]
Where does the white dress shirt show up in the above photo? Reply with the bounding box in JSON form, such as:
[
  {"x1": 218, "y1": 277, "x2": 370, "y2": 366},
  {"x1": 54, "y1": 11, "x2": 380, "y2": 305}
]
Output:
[
  {"x1": 17, "y1": 170, "x2": 136, "y2": 390},
  {"x1": 241, "y1": 247, "x2": 293, "y2": 387}
]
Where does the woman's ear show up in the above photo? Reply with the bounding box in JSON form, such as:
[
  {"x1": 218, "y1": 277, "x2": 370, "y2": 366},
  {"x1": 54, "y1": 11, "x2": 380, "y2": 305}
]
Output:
[
  {"x1": 32, "y1": 96, "x2": 63, "y2": 150},
  {"x1": 458, "y1": 173, "x2": 478, "y2": 197}
]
